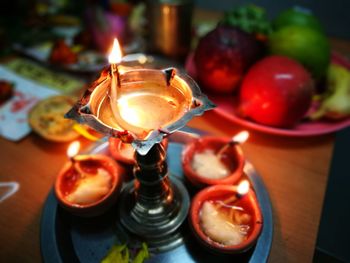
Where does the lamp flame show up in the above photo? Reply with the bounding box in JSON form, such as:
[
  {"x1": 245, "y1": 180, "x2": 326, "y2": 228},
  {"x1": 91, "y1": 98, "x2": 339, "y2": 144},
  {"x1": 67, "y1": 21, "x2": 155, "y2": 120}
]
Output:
[
  {"x1": 232, "y1": 131, "x2": 249, "y2": 144},
  {"x1": 108, "y1": 38, "x2": 122, "y2": 64},
  {"x1": 237, "y1": 180, "x2": 250, "y2": 196},
  {"x1": 67, "y1": 141, "x2": 80, "y2": 158}
]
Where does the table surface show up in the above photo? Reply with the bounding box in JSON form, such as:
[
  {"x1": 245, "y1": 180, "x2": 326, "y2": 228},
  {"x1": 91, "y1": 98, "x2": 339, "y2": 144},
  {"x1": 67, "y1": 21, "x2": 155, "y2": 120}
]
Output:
[{"x1": 0, "y1": 8, "x2": 349, "y2": 263}]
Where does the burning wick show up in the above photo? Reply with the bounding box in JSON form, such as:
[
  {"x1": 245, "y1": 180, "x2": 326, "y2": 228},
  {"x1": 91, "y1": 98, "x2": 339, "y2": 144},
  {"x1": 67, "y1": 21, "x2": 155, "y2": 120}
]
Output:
[
  {"x1": 108, "y1": 38, "x2": 123, "y2": 87},
  {"x1": 216, "y1": 180, "x2": 250, "y2": 209},
  {"x1": 236, "y1": 179, "x2": 250, "y2": 198},
  {"x1": 67, "y1": 141, "x2": 80, "y2": 163},
  {"x1": 107, "y1": 38, "x2": 140, "y2": 136},
  {"x1": 216, "y1": 131, "x2": 249, "y2": 157},
  {"x1": 67, "y1": 141, "x2": 89, "y2": 178}
]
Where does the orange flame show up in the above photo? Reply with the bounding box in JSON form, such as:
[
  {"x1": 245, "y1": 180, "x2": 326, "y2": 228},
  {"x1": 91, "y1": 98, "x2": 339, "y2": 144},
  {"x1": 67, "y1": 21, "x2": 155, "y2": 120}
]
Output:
[
  {"x1": 108, "y1": 38, "x2": 122, "y2": 64},
  {"x1": 232, "y1": 131, "x2": 249, "y2": 144},
  {"x1": 67, "y1": 141, "x2": 80, "y2": 158},
  {"x1": 237, "y1": 180, "x2": 250, "y2": 196}
]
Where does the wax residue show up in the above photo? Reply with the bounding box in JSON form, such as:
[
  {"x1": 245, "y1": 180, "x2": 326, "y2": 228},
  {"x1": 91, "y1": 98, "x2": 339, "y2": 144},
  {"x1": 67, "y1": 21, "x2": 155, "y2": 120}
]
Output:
[
  {"x1": 192, "y1": 150, "x2": 229, "y2": 179},
  {"x1": 66, "y1": 168, "x2": 111, "y2": 205},
  {"x1": 200, "y1": 201, "x2": 247, "y2": 246}
]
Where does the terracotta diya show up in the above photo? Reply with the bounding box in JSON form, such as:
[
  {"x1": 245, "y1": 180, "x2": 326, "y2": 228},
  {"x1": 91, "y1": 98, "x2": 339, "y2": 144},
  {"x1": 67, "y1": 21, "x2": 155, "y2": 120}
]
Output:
[
  {"x1": 55, "y1": 141, "x2": 124, "y2": 217},
  {"x1": 109, "y1": 137, "x2": 169, "y2": 166},
  {"x1": 190, "y1": 181, "x2": 263, "y2": 254},
  {"x1": 182, "y1": 132, "x2": 248, "y2": 188}
]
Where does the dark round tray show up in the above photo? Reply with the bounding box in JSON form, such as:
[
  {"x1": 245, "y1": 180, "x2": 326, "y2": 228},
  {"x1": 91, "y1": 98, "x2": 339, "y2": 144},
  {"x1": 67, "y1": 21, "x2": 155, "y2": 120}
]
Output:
[{"x1": 40, "y1": 137, "x2": 273, "y2": 263}]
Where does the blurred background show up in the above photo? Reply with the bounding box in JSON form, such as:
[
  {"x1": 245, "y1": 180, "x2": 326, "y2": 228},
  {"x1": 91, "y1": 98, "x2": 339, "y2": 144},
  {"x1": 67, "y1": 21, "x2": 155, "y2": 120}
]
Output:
[
  {"x1": 0, "y1": 0, "x2": 348, "y2": 40},
  {"x1": 197, "y1": 0, "x2": 349, "y2": 40},
  {"x1": 0, "y1": 1, "x2": 349, "y2": 263}
]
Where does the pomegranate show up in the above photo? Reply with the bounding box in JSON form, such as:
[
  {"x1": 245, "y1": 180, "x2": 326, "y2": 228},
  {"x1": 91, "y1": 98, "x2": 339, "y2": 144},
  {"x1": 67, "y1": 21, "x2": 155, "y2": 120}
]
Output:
[{"x1": 194, "y1": 26, "x2": 263, "y2": 94}]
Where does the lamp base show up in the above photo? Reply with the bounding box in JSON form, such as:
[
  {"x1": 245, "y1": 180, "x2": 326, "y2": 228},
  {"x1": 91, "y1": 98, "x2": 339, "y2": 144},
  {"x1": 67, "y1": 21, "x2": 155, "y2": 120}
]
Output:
[{"x1": 118, "y1": 176, "x2": 190, "y2": 252}]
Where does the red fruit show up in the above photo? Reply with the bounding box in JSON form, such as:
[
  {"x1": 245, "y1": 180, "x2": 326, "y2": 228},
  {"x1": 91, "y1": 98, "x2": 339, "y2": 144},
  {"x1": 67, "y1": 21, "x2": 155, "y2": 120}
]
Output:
[
  {"x1": 194, "y1": 26, "x2": 263, "y2": 94},
  {"x1": 239, "y1": 55, "x2": 314, "y2": 128}
]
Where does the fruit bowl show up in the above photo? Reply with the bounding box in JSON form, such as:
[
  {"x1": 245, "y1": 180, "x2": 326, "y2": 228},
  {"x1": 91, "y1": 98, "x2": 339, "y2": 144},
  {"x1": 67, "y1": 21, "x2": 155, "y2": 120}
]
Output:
[
  {"x1": 182, "y1": 136, "x2": 244, "y2": 188},
  {"x1": 186, "y1": 52, "x2": 350, "y2": 137}
]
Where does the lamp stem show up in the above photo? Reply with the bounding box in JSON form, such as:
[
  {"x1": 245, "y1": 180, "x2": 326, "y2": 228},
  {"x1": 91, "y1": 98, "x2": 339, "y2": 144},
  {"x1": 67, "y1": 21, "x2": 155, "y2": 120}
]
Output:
[{"x1": 118, "y1": 142, "x2": 189, "y2": 252}]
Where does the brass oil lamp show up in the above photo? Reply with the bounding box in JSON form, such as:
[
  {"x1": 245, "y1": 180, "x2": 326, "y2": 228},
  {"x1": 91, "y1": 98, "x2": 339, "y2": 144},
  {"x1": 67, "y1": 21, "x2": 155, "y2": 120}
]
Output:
[{"x1": 66, "y1": 39, "x2": 215, "y2": 251}]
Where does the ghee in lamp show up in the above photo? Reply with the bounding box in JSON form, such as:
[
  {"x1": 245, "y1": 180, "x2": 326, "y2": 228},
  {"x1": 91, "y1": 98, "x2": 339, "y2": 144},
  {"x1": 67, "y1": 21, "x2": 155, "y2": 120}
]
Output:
[
  {"x1": 199, "y1": 180, "x2": 251, "y2": 246},
  {"x1": 65, "y1": 37, "x2": 214, "y2": 153},
  {"x1": 191, "y1": 149, "x2": 230, "y2": 179},
  {"x1": 105, "y1": 38, "x2": 191, "y2": 139},
  {"x1": 113, "y1": 89, "x2": 185, "y2": 131},
  {"x1": 191, "y1": 132, "x2": 250, "y2": 178},
  {"x1": 190, "y1": 181, "x2": 263, "y2": 253},
  {"x1": 64, "y1": 141, "x2": 112, "y2": 205},
  {"x1": 55, "y1": 141, "x2": 122, "y2": 210},
  {"x1": 182, "y1": 133, "x2": 248, "y2": 187}
]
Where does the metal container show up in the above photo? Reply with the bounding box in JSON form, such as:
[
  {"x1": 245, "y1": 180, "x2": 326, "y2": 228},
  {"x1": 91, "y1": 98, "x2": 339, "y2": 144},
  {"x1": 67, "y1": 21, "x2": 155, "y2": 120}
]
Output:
[
  {"x1": 146, "y1": 0, "x2": 194, "y2": 60},
  {"x1": 65, "y1": 64, "x2": 215, "y2": 251},
  {"x1": 66, "y1": 66, "x2": 214, "y2": 155}
]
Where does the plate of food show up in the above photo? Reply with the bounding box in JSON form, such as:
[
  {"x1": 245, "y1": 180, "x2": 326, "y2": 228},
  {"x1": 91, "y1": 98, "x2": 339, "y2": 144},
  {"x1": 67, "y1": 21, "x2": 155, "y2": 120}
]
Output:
[
  {"x1": 49, "y1": 40, "x2": 107, "y2": 72},
  {"x1": 13, "y1": 24, "x2": 144, "y2": 74},
  {"x1": 13, "y1": 40, "x2": 108, "y2": 73},
  {"x1": 40, "y1": 128, "x2": 273, "y2": 263},
  {"x1": 28, "y1": 95, "x2": 80, "y2": 142}
]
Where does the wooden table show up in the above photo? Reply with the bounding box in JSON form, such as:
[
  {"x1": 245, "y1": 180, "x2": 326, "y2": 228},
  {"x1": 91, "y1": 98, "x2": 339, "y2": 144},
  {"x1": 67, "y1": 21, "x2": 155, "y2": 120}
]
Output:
[{"x1": 0, "y1": 8, "x2": 349, "y2": 263}]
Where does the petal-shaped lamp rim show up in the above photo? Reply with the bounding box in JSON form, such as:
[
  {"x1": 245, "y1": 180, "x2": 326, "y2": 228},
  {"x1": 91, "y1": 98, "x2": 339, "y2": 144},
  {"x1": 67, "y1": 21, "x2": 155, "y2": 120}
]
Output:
[{"x1": 65, "y1": 67, "x2": 216, "y2": 155}]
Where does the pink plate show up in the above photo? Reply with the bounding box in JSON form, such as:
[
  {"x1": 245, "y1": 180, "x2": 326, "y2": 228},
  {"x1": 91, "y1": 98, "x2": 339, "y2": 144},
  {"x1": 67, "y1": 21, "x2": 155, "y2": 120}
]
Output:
[
  {"x1": 211, "y1": 95, "x2": 350, "y2": 137},
  {"x1": 186, "y1": 52, "x2": 350, "y2": 137}
]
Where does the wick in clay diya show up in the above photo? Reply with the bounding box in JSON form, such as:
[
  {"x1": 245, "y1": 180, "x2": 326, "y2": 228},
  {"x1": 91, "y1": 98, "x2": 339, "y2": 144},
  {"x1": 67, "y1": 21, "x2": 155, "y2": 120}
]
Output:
[
  {"x1": 55, "y1": 141, "x2": 123, "y2": 216},
  {"x1": 190, "y1": 180, "x2": 263, "y2": 253}
]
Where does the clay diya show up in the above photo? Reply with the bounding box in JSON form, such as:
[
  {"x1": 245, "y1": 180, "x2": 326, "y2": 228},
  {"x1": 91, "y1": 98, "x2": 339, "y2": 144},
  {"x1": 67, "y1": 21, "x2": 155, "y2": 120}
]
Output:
[
  {"x1": 109, "y1": 137, "x2": 168, "y2": 165},
  {"x1": 182, "y1": 132, "x2": 248, "y2": 188},
  {"x1": 55, "y1": 141, "x2": 124, "y2": 217},
  {"x1": 190, "y1": 180, "x2": 263, "y2": 254}
]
